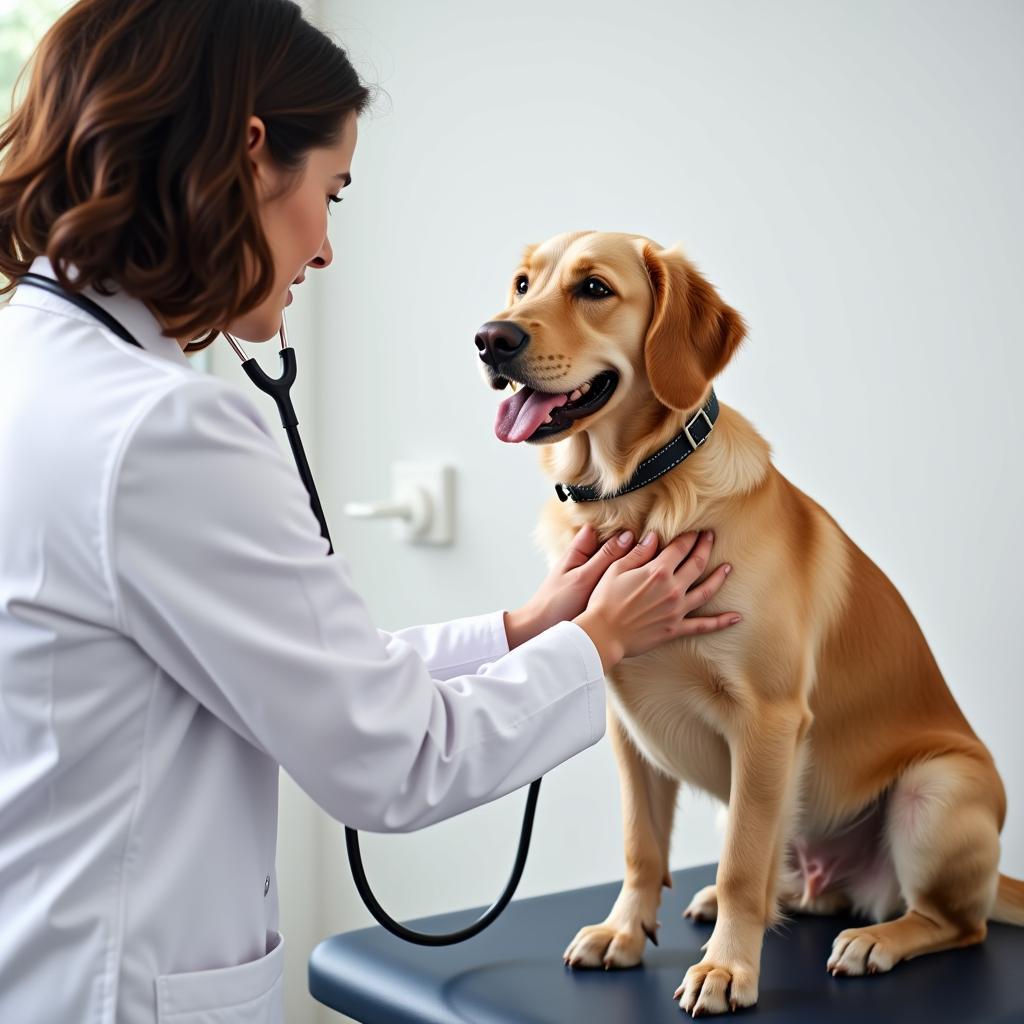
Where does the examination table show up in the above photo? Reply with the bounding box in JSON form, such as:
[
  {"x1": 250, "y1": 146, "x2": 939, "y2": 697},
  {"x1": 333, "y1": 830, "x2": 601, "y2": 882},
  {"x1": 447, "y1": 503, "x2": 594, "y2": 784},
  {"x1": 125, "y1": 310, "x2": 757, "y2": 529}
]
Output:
[{"x1": 309, "y1": 861, "x2": 1024, "y2": 1023}]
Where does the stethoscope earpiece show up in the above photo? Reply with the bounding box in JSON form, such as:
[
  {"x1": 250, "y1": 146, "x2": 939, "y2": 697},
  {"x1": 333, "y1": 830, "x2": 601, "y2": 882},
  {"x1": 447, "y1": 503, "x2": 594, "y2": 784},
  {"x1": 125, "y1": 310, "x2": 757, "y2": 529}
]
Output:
[
  {"x1": 224, "y1": 317, "x2": 298, "y2": 428},
  {"x1": 223, "y1": 310, "x2": 290, "y2": 361}
]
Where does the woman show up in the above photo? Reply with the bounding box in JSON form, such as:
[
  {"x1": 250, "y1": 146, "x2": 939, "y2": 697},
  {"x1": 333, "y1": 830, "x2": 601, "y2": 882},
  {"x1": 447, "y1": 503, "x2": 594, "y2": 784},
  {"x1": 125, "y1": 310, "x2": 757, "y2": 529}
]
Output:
[{"x1": 0, "y1": 1, "x2": 740, "y2": 1021}]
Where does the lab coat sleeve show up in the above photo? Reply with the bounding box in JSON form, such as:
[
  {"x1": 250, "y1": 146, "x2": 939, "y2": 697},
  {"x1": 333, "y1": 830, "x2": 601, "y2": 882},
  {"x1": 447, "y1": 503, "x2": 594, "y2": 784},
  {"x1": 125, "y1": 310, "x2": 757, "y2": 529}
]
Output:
[
  {"x1": 109, "y1": 377, "x2": 606, "y2": 833},
  {"x1": 379, "y1": 610, "x2": 511, "y2": 681}
]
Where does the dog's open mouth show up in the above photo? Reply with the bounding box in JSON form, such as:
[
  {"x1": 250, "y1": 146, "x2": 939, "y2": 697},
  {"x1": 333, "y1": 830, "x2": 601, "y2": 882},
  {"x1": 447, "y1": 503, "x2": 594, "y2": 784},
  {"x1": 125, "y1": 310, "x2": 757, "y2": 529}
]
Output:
[{"x1": 494, "y1": 370, "x2": 618, "y2": 443}]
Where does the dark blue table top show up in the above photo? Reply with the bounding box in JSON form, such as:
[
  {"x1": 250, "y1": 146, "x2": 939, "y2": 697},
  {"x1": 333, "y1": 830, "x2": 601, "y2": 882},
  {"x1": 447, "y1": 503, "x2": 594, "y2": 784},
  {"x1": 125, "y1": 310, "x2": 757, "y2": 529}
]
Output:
[{"x1": 309, "y1": 862, "x2": 1024, "y2": 1023}]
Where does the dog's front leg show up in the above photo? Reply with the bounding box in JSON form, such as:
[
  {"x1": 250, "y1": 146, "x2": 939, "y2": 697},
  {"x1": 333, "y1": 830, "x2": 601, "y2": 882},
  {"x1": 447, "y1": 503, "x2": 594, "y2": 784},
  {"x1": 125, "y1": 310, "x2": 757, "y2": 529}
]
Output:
[
  {"x1": 676, "y1": 701, "x2": 810, "y2": 1016},
  {"x1": 564, "y1": 706, "x2": 678, "y2": 969}
]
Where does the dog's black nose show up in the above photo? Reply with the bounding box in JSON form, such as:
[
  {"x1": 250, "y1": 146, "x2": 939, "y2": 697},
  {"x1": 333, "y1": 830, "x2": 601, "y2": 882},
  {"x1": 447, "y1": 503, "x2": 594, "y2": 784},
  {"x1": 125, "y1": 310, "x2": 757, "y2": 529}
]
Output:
[{"x1": 475, "y1": 321, "x2": 530, "y2": 368}]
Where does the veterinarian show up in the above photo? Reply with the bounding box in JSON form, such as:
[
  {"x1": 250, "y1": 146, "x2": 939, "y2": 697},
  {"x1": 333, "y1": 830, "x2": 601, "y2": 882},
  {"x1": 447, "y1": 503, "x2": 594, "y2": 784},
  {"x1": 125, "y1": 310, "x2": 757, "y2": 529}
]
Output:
[{"x1": 0, "y1": 2, "x2": 740, "y2": 1021}]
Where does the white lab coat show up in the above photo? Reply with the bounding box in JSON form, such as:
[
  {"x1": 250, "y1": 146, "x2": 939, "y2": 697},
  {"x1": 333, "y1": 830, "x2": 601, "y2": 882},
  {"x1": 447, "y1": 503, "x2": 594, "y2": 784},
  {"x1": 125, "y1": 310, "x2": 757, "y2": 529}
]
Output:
[{"x1": 0, "y1": 256, "x2": 606, "y2": 1024}]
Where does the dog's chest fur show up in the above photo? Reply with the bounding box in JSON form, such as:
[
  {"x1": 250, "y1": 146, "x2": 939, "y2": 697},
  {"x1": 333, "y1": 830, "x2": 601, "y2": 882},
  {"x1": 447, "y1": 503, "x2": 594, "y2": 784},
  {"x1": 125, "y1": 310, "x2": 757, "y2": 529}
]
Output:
[{"x1": 606, "y1": 639, "x2": 740, "y2": 803}]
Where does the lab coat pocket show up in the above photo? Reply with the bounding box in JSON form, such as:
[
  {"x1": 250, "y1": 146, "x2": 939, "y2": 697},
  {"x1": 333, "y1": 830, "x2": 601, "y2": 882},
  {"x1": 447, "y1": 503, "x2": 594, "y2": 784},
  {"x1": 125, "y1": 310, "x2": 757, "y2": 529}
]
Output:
[{"x1": 156, "y1": 930, "x2": 284, "y2": 1024}]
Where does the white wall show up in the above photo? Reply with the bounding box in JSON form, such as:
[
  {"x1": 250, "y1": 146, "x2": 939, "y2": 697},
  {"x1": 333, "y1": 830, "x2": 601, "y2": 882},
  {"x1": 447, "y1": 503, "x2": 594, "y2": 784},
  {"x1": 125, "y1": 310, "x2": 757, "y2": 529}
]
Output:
[{"x1": 285, "y1": 1, "x2": 1022, "y2": 1019}]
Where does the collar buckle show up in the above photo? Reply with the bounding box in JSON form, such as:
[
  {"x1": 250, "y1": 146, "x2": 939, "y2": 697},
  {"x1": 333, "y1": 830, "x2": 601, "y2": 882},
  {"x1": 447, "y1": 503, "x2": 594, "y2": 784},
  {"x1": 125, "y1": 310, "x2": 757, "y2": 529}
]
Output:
[{"x1": 683, "y1": 407, "x2": 714, "y2": 450}]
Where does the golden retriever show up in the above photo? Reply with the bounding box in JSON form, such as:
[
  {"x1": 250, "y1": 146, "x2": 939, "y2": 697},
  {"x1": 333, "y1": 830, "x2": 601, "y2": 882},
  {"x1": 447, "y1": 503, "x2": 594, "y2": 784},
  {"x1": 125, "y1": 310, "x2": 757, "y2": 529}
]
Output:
[{"x1": 475, "y1": 230, "x2": 1024, "y2": 1016}]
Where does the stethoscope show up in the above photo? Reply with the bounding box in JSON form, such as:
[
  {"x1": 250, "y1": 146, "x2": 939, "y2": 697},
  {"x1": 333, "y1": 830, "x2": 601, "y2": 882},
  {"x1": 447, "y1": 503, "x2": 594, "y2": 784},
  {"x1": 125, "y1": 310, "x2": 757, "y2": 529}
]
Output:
[{"x1": 17, "y1": 271, "x2": 542, "y2": 946}]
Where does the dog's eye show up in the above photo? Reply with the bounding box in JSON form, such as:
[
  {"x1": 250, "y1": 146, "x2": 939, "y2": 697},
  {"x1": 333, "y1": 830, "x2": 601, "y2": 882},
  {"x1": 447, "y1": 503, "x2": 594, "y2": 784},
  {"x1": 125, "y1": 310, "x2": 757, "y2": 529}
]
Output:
[
  {"x1": 515, "y1": 275, "x2": 529, "y2": 295},
  {"x1": 581, "y1": 277, "x2": 613, "y2": 299}
]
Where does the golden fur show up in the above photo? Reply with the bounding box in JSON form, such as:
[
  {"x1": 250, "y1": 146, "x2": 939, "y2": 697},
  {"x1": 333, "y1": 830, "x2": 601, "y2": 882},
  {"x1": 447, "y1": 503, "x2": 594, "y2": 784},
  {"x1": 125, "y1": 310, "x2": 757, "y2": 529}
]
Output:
[{"x1": 480, "y1": 230, "x2": 1024, "y2": 1015}]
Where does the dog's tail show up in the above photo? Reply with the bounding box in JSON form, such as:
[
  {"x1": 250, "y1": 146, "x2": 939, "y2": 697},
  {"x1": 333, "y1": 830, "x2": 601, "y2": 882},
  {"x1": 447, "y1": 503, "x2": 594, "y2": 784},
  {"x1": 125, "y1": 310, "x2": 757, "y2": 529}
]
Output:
[{"x1": 991, "y1": 874, "x2": 1024, "y2": 926}]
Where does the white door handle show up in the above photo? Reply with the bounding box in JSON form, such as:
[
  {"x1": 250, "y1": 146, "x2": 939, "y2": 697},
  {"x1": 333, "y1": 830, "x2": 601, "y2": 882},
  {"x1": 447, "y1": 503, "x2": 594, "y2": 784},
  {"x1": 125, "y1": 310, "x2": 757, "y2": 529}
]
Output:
[
  {"x1": 342, "y1": 462, "x2": 454, "y2": 545},
  {"x1": 343, "y1": 499, "x2": 414, "y2": 519},
  {"x1": 343, "y1": 486, "x2": 431, "y2": 537}
]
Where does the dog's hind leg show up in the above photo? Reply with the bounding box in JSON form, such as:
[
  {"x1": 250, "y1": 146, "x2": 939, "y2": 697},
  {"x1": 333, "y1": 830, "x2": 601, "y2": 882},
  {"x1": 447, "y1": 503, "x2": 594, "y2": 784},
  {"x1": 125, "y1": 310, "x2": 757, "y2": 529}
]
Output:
[
  {"x1": 827, "y1": 752, "x2": 1003, "y2": 977},
  {"x1": 563, "y1": 707, "x2": 679, "y2": 969}
]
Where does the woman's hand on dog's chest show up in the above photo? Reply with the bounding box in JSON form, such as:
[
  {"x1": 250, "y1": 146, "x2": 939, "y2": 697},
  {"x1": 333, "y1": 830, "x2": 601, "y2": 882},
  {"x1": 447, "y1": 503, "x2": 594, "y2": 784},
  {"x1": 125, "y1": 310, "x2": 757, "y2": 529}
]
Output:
[
  {"x1": 572, "y1": 525, "x2": 742, "y2": 671},
  {"x1": 508, "y1": 521, "x2": 740, "y2": 669}
]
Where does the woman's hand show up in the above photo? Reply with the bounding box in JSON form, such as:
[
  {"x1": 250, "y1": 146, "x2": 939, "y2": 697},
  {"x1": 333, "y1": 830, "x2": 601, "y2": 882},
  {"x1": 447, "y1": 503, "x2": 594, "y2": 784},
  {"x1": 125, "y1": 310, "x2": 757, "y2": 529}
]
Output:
[
  {"x1": 574, "y1": 528, "x2": 741, "y2": 672},
  {"x1": 504, "y1": 524, "x2": 628, "y2": 648},
  {"x1": 503, "y1": 523, "x2": 737, "y2": 650}
]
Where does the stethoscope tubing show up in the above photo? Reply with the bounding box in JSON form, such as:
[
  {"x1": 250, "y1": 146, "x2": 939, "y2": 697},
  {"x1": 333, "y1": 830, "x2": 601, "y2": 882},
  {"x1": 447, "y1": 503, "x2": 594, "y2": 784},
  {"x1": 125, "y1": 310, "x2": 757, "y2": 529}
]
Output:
[{"x1": 16, "y1": 272, "x2": 541, "y2": 946}]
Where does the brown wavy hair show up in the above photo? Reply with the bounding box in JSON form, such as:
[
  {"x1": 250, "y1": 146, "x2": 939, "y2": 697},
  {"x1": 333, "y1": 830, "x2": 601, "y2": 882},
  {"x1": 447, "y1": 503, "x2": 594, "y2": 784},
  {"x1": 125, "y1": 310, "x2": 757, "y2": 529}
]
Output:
[{"x1": 0, "y1": 0, "x2": 371, "y2": 351}]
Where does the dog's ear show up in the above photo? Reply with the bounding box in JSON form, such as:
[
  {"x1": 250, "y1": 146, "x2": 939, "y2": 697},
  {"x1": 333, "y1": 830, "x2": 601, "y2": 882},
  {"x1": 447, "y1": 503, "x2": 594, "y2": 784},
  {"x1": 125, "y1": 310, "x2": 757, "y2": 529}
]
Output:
[{"x1": 639, "y1": 242, "x2": 747, "y2": 412}]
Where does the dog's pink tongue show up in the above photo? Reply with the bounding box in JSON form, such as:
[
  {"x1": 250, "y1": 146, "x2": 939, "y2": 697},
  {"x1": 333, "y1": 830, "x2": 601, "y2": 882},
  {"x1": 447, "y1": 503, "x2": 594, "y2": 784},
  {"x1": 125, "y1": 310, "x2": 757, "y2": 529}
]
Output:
[{"x1": 494, "y1": 388, "x2": 568, "y2": 443}]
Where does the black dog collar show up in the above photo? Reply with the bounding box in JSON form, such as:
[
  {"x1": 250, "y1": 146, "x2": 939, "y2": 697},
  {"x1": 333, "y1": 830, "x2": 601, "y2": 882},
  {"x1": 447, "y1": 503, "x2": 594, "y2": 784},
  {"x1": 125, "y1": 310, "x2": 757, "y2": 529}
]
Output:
[{"x1": 554, "y1": 389, "x2": 720, "y2": 503}]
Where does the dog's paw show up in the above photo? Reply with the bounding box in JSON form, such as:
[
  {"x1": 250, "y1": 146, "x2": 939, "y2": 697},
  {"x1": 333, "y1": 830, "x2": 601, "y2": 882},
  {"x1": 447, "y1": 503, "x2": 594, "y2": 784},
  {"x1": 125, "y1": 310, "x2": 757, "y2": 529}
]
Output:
[
  {"x1": 827, "y1": 926, "x2": 898, "y2": 976},
  {"x1": 563, "y1": 921, "x2": 654, "y2": 969},
  {"x1": 683, "y1": 884, "x2": 718, "y2": 922},
  {"x1": 674, "y1": 959, "x2": 758, "y2": 1017}
]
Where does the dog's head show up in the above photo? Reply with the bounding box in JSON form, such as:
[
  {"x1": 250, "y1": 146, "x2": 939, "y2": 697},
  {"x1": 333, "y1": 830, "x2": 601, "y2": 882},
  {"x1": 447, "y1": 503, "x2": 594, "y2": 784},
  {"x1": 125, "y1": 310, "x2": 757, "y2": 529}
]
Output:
[{"x1": 477, "y1": 230, "x2": 746, "y2": 445}]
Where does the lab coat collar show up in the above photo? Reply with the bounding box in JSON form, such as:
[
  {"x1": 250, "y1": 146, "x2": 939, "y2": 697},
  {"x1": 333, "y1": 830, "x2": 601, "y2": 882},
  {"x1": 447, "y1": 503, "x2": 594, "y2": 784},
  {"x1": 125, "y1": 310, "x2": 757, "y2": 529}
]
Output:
[{"x1": 11, "y1": 255, "x2": 192, "y2": 368}]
